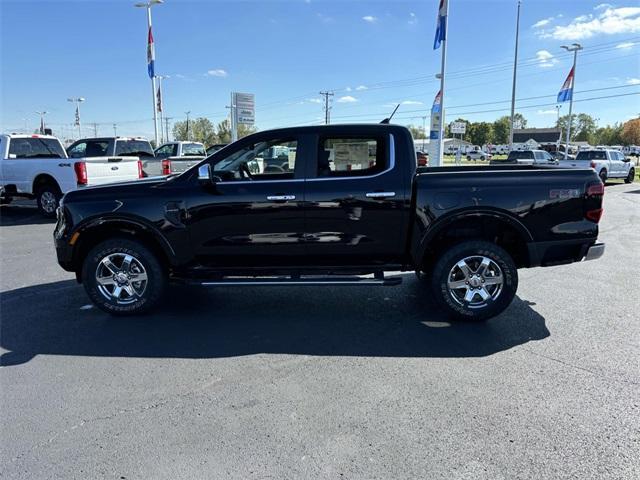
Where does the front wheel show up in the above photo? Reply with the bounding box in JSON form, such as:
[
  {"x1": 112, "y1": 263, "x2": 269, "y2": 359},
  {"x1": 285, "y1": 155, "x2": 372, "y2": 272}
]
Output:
[
  {"x1": 82, "y1": 238, "x2": 166, "y2": 315},
  {"x1": 430, "y1": 240, "x2": 518, "y2": 321},
  {"x1": 599, "y1": 169, "x2": 608, "y2": 184},
  {"x1": 625, "y1": 168, "x2": 635, "y2": 184}
]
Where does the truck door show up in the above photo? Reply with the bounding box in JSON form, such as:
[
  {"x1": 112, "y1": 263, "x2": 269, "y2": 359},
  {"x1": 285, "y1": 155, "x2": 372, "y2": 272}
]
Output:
[
  {"x1": 303, "y1": 132, "x2": 409, "y2": 265},
  {"x1": 185, "y1": 133, "x2": 311, "y2": 267}
]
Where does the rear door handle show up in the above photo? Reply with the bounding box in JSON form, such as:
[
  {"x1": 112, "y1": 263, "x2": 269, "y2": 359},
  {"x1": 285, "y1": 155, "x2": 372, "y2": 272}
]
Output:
[
  {"x1": 366, "y1": 192, "x2": 396, "y2": 198},
  {"x1": 267, "y1": 195, "x2": 296, "y2": 201}
]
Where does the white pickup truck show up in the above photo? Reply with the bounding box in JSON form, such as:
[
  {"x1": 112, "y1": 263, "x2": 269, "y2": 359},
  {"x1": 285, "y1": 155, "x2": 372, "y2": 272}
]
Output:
[
  {"x1": 0, "y1": 134, "x2": 142, "y2": 216},
  {"x1": 557, "y1": 149, "x2": 635, "y2": 184},
  {"x1": 147, "y1": 141, "x2": 207, "y2": 176}
]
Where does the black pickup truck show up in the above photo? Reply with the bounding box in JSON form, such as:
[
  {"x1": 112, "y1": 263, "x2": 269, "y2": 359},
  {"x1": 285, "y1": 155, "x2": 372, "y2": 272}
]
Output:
[{"x1": 54, "y1": 124, "x2": 605, "y2": 320}]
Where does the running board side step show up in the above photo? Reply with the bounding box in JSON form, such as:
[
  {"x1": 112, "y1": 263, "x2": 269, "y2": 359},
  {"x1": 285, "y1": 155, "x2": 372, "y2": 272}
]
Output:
[{"x1": 175, "y1": 275, "x2": 403, "y2": 287}]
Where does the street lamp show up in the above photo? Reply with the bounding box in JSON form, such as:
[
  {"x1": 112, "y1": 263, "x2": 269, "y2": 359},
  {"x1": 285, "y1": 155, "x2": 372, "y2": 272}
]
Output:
[
  {"x1": 560, "y1": 43, "x2": 582, "y2": 159},
  {"x1": 35, "y1": 111, "x2": 48, "y2": 134},
  {"x1": 156, "y1": 75, "x2": 168, "y2": 143},
  {"x1": 134, "y1": 0, "x2": 163, "y2": 145},
  {"x1": 67, "y1": 97, "x2": 85, "y2": 138}
]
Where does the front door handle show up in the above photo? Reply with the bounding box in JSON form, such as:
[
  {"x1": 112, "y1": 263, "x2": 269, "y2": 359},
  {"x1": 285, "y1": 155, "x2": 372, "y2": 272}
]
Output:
[
  {"x1": 366, "y1": 191, "x2": 396, "y2": 198},
  {"x1": 267, "y1": 195, "x2": 296, "y2": 201}
]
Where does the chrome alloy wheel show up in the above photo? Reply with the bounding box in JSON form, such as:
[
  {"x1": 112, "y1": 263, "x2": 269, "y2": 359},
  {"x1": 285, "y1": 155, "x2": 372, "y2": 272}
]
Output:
[
  {"x1": 40, "y1": 191, "x2": 58, "y2": 213},
  {"x1": 95, "y1": 253, "x2": 148, "y2": 304},
  {"x1": 447, "y1": 255, "x2": 504, "y2": 309}
]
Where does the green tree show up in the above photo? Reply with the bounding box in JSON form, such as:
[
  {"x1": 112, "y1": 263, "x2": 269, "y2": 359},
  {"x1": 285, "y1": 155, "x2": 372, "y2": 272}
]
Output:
[
  {"x1": 512, "y1": 113, "x2": 527, "y2": 129},
  {"x1": 492, "y1": 116, "x2": 511, "y2": 144},
  {"x1": 593, "y1": 123, "x2": 623, "y2": 146},
  {"x1": 172, "y1": 117, "x2": 217, "y2": 145},
  {"x1": 467, "y1": 122, "x2": 494, "y2": 146},
  {"x1": 407, "y1": 124, "x2": 426, "y2": 139},
  {"x1": 557, "y1": 113, "x2": 597, "y2": 143},
  {"x1": 215, "y1": 119, "x2": 256, "y2": 143}
]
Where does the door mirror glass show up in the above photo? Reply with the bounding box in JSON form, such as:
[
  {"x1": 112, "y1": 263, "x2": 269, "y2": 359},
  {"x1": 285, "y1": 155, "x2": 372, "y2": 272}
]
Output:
[{"x1": 198, "y1": 164, "x2": 213, "y2": 183}]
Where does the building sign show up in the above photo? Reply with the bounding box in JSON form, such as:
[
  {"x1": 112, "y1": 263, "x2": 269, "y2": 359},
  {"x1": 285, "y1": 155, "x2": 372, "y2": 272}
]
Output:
[
  {"x1": 450, "y1": 121, "x2": 466, "y2": 134},
  {"x1": 233, "y1": 92, "x2": 255, "y2": 125}
]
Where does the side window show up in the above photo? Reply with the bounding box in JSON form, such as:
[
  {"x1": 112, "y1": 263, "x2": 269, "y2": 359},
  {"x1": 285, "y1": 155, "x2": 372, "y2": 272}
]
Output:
[
  {"x1": 85, "y1": 141, "x2": 109, "y2": 157},
  {"x1": 318, "y1": 137, "x2": 385, "y2": 177},
  {"x1": 155, "y1": 145, "x2": 172, "y2": 158},
  {"x1": 67, "y1": 142, "x2": 87, "y2": 158},
  {"x1": 172, "y1": 144, "x2": 179, "y2": 156},
  {"x1": 212, "y1": 138, "x2": 297, "y2": 181}
]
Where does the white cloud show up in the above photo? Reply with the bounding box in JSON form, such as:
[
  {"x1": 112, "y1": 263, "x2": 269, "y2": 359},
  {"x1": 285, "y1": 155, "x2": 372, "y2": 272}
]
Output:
[
  {"x1": 408, "y1": 12, "x2": 418, "y2": 25},
  {"x1": 337, "y1": 95, "x2": 358, "y2": 103},
  {"x1": 532, "y1": 17, "x2": 553, "y2": 29},
  {"x1": 355, "y1": 85, "x2": 368, "y2": 91},
  {"x1": 345, "y1": 86, "x2": 352, "y2": 92},
  {"x1": 537, "y1": 109, "x2": 558, "y2": 115},
  {"x1": 308, "y1": 98, "x2": 322, "y2": 104},
  {"x1": 535, "y1": 50, "x2": 559, "y2": 68},
  {"x1": 206, "y1": 69, "x2": 228, "y2": 77},
  {"x1": 595, "y1": 3, "x2": 612, "y2": 10},
  {"x1": 362, "y1": 15, "x2": 378, "y2": 23},
  {"x1": 401, "y1": 100, "x2": 424, "y2": 105},
  {"x1": 626, "y1": 78, "x2": 640, "y2": 85},
  {"x1": 538, "y1": 6, "x2": 640, "y2": 40},
  {"x1": 174, "y1": 73, "x2": 186, "y2": 79},
  {"x1": 616, "y1": 41, "x2": 636, "y2": 49}
]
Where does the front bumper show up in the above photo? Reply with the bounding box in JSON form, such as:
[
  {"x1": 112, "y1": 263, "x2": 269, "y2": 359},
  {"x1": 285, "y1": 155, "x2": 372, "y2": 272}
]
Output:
[{"x1": 53, "y1": 206, "x2": 75, "y2": 271}]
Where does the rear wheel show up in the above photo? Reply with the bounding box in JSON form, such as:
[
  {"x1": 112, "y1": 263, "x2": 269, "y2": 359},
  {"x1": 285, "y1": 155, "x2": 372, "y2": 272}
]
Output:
[
  {"x1": 430, "y1": 240, "x2": 518, "y2": 321},
  {"x1": 625, "y1": 168, "x2": 635, "y2": 184},
  {"x1": 35, "y1": 182, "x2": 61, "y2": 217},
  {"x1": 599, "y1": 169, "x2": 608, "y2": 184},
  {"x1": 82, "y1": 238, "x2": 166, "y2": 315}
]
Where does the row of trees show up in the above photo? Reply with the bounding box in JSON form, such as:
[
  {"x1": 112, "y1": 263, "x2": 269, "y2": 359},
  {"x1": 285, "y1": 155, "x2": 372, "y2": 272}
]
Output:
[
  {"x1": 408, "y1": 114, "x2": 640, "y2": 146},
  {"x1": 172, "y1": 118, "x2": 256, "y2": 145}
]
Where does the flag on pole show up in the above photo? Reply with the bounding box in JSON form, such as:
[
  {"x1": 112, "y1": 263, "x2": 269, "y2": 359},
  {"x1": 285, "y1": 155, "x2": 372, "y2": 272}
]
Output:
[
  {"x1": 74, "y1": 106, "x2": 80, "y2": 126},
  {"x1": 156, "y1": 85, "x2": 163, "y2": 112},
  {"x1": 557, "y1": 67, "x2": 574, "y2": 103},
  {"x1": 147, "y1": 26, "x2": 155, "y2": 78},
  {"x1": 431, "y1": 90, "x2": 442, "y2": 113},
  {"x1": 433, "y1": 0, "x2": 448, "y2": 50}
]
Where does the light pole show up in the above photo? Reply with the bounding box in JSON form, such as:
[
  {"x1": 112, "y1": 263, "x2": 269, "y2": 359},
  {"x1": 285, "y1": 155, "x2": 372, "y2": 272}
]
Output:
[
  {"x1": 508, "y1": 0, "x2": 522, "y2": 150},
  {"x1": 134, "y1": 0, "x2": 163, "y2": 145},
  {"x1": 560, "y1": 43, "x2": 582, "y2": 159},
  {"x1": 35, "y1": 111, "x2": 48, "y2": 134},
  {"x1": 113, "y1": 123, "x2": 118, "y2": 136},
  {"x1": 555, "y1": 104, "x2": 562, "y2": 152},
  {"x1": 67, "y1": 97, "x2": 85, "y2": 138},
  {"x1": 185, "y1": 111, "x2": 191, "y2": 141}
]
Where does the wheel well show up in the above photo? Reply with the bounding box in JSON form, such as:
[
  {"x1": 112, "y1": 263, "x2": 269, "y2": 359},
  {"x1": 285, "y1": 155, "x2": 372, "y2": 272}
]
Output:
[
  {"x1": 421, "y1": 215, "x2": 530, "y2": 271},
  {"x1": 72, "y1": 223, "x2": 170, "y2": 280},
  {"x1": 32, "y1": 174, "x2": 60, "y2": 194}
]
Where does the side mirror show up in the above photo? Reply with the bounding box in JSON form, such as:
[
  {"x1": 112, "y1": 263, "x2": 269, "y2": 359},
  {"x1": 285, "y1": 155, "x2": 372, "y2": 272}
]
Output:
[
  {"x1": 622, "y1": 157, "x2": 630, "y2": 162},
  {"x1": 198, "y1": 164, "x2": 213, "y2": 184}
]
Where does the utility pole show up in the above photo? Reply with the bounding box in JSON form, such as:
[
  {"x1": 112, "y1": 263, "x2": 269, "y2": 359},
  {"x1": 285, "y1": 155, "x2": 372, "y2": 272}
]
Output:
[
  {"x1": 35, "y1": 111, "x2": 48, "y2": 134},
  {"x1": 555, "y1": 104, "x2": 562, "y2": 152},
  {"x1": 320, "y1": 91, "x2": 334, "y2": 125},
  {"x1": 422, "y1": 115, "x2": 427, "y2": 152},
  {"x1": 67, "y1": 97, "x2": 85, "y2": 138},
  {"x1": 134, "y1": 0, "x2": 163, "y2": 145},
  {"x1": 185, "y1": 111, "x2": 191, "y2": 141},
  {"x1": 434, "y1": 1, "x2": 449, "y2": 167},
  {"x1": 164, "y1": 117, "x2": 172, "y2": 142},
  {"x1": 91, "y1": 123, "x2": 98, "y2": 137},
  {"x1": 113, "y1": 123, "x2": 118, "y2": 136},
  {"x1": 508, "y1": 0, "x2": 522, "y2": 150},
  {"x1": 560, "y1": 43, "x2": 583, "y2": 159},
  {"x1": 230, "y1": 92, "x2": 238, "y2": 142}
]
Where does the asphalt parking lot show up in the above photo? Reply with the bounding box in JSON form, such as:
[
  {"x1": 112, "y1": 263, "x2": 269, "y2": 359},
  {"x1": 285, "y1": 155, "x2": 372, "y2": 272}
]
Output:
[{"x1": 1, "y1": 182, "x2": 639, "y2": 480}]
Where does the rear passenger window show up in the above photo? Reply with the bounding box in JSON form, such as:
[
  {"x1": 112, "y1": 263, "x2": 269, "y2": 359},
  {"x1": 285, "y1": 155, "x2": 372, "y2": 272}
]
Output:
[{"x1": 318, "y1": 137, "x2": 385, "y2": 177}]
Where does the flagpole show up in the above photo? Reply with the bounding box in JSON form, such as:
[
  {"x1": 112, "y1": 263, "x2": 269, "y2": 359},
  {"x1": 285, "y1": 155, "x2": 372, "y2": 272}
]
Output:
[
  {"x1": 157, "y1": 75, "x2": 165, "y2": 144},
  {"x1": 436, "y1": 3, "x2": 449, "y2": 167},
  {"x1": 508, "y1": 0, "x2": 521, "y2": 150},
  {"x1": 561, "y1": 43, "x2": 582, "y2": 159}
]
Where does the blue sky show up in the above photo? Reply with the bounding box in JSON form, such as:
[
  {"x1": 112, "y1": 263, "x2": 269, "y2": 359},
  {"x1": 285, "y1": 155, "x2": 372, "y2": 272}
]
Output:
[{"x1": 1, "y1": 0, "x2": 639, "y2": 140}]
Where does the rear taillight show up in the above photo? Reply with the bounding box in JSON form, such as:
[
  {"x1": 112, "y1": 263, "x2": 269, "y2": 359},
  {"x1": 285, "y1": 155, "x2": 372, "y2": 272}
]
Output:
[
  {"x1": 137, "y1": 160, "x2": 144, "y2": 178},
  {"x1": 74, "y1": 162, "x2": 87, "y2": 185},
  {"x1": 161, "y1": 159, "x2": 172, "y2": 175},
  {"x1": 585, "y1": 181, "x2": 605, "y2": 223},
  {"x1": 590, "y1": 161, "x2": 596, "y2": 169},
  {"x1": 586, "y1": 182, "x2": 604, "y2": 196}
]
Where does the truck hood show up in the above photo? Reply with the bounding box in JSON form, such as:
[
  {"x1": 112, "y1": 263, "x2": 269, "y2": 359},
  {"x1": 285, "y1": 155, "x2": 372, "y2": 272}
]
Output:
[{"x1": 62, "y1": 176, "x2": 170, "y2": 203}]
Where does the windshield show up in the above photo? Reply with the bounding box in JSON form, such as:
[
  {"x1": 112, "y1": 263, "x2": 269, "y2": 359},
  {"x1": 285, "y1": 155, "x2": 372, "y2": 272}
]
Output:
[
  {"x1": 576, "y1": 151, "x2": 606, "y2": 160},
  {"x1": 507, "y1": 151, "x2": 534, "y2": 160},
  {"x1": 182, "y1": 143, "x2": 206, "y2": 156},
  {"x1": 115, "y1": 140, "x2": 155, "y2": 157},
  {"x1": 8, "y1": 137, "x2": 66, "y2": 158}
]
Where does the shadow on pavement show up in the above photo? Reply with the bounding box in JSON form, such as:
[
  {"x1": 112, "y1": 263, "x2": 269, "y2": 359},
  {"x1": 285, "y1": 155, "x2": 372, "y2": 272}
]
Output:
[
  {"x1": 0, "y1": 278, "x2": 549, "y2": 366},
  {"x1": 0, "y1": 204, "x2": 54, "y2": 227}
]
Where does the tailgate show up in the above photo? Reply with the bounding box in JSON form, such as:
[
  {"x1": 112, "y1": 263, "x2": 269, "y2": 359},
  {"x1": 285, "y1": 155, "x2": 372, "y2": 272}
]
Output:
[
  {"x1": 166, "y1": 156, "x2": 204, "y2": 174},
  {"x1": 82, "y1": 156, "x2": 140, "y2": 185}
]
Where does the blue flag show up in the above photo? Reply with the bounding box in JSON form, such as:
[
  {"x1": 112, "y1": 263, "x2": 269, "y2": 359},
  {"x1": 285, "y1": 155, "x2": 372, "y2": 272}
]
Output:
[
  {"x1": 434, "y1": 0, "x2": 448, "y2": 50},
  {"x1": 557, "y1": 67, "x2": 574, "y2": 103}
]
